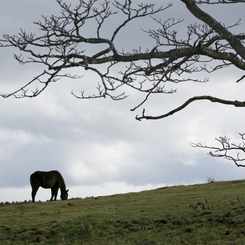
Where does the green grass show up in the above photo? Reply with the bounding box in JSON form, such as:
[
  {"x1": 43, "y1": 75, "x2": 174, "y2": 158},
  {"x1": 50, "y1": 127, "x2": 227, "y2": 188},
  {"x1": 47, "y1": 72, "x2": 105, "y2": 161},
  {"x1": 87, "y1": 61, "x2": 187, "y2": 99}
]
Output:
[{"x1": 1, "y1": 180, "x2": 245, "y2": 244}]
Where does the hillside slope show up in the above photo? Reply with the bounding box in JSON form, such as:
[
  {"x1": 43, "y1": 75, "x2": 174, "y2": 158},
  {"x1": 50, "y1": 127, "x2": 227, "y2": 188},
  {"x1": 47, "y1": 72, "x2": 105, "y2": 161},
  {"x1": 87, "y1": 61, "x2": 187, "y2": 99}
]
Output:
[{"x1": 1, "y1": 180, "x2": 245, "y2": 244}]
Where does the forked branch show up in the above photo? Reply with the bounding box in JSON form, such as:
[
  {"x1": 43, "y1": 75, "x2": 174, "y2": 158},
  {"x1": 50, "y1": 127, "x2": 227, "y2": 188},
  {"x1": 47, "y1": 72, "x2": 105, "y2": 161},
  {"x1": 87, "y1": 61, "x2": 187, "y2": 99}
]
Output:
[{"x1": 191, "y1": 134, "x2": 245, "y2": 167}]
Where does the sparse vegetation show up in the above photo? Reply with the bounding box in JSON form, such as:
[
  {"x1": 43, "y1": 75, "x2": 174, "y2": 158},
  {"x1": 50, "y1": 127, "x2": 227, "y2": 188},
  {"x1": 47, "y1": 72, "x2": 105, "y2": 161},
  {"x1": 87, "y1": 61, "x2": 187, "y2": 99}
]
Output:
[
  {"x1": 207, "y1": 176, "x2": 216, "y2": 184},
  {"x1": 1, "y1": 180, "x2": 245, "y2": 244}
]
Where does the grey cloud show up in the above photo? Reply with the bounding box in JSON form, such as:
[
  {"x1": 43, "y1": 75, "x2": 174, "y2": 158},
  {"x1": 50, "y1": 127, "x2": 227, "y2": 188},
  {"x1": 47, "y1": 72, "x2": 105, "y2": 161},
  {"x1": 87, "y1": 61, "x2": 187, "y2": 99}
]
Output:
[{"x1": 0, "y1": 0, "x2": 245, "y2": 202}]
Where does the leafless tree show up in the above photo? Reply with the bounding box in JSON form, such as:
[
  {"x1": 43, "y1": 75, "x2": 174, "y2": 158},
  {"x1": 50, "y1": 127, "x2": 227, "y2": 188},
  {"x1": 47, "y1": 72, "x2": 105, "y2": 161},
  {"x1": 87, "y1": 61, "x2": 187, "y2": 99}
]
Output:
[{"x1": 1, "y1": 0, "x2": 245, "y2": 164}]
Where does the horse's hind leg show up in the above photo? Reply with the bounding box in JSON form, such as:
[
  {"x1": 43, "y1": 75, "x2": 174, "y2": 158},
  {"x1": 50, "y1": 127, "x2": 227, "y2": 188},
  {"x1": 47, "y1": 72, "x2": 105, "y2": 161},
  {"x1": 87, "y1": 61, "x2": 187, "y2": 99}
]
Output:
[{"x1": 31, "y1": 186, "x2": 39, "y2": 203}]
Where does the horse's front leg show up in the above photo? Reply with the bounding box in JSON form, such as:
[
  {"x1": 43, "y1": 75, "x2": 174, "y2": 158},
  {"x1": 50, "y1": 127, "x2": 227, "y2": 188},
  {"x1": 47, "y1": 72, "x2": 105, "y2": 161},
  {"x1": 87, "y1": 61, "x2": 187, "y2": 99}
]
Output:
[
  {"x1": 31, "y1": 186, "x2": 39, "y2": 203},
  {"x1": 50, "y1": 187, "x2": 58, "y2": 201}
]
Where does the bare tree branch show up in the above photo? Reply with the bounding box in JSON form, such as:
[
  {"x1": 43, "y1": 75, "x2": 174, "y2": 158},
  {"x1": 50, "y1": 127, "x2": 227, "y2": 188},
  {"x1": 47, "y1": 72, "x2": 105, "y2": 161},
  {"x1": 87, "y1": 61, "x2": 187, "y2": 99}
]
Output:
[
  {"x1": 181, "y1": 0, "x2": 245, "y2": 60},
  {"x1": 196, "y1": 0, "x2": 245, "y2": 4},
  {"x1": 191, "y1": 134, "x2": 245, "y2": 167},
  {"x1": 135, "y1": 95, "x2": 245, "y2": 120},
  {"x1": 1, "y1": 0, "x2": 245, "y2": 101},
  {"x1": 1, "y1": 0, "x2": 245, "y2": 164}
]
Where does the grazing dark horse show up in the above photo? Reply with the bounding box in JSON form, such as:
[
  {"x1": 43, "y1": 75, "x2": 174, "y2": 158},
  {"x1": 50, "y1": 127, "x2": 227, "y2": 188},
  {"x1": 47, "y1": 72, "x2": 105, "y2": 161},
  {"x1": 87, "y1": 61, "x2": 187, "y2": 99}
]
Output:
[{"x1": 30, "y1": 170, "x2": 69, "y2": 203}]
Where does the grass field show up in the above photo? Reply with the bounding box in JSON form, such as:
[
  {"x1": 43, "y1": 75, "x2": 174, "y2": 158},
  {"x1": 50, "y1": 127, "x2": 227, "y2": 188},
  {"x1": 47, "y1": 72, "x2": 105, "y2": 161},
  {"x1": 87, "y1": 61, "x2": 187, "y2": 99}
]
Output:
[{"x1": 1, "y1": 180, "x2": 245, "y2": 244}]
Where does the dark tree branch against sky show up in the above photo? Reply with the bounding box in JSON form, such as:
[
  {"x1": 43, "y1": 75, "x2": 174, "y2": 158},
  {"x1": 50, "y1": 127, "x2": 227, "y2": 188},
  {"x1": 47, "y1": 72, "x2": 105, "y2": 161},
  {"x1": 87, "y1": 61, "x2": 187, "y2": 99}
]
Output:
[{"x1": 1, "y1": 0, "x2": 245, "y2": 173}]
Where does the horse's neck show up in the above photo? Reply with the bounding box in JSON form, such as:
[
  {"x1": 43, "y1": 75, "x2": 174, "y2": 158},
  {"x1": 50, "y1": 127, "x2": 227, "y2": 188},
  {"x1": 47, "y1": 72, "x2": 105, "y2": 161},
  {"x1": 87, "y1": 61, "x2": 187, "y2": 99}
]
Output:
[{"x1": 60, "y1": 181, "x2": 66, "y2": 193}]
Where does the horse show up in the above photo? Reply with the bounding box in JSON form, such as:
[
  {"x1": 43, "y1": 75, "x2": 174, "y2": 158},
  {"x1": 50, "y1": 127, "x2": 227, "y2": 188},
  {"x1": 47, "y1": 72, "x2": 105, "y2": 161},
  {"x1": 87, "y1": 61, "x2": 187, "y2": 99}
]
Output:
[{"x1": 30, "y1": 170, "x2": 69, "y2": 203}]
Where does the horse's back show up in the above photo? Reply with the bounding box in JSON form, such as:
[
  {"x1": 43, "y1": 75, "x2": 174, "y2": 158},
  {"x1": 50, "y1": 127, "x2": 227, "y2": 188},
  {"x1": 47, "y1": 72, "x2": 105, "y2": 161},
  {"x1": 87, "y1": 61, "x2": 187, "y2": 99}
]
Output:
[{"x1": 30, "y1": 170, "x2": 64, "y2": 188}]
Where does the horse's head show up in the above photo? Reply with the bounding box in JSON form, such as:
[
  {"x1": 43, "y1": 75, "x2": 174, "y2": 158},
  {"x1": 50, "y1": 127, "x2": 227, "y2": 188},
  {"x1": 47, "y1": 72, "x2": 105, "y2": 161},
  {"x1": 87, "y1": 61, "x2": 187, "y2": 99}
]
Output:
[{"x1": 61, "y1": 189, "x2": 69, "y2": 200}]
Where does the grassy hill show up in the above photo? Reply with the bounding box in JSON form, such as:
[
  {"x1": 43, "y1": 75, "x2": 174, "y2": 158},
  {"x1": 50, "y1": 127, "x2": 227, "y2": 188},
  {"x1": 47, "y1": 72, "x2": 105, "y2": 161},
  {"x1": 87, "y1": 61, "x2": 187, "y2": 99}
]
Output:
[{"x1": 1, "y1": 180, "x2": 245, "y2": 244}]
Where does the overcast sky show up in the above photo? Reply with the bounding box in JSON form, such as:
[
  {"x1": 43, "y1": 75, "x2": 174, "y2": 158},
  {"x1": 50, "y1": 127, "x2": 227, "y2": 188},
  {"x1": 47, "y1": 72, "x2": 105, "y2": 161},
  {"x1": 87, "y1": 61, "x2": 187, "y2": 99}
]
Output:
[{"x1": 0, "y1": 0, "x2": 245, "y2": 203}]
